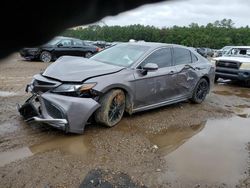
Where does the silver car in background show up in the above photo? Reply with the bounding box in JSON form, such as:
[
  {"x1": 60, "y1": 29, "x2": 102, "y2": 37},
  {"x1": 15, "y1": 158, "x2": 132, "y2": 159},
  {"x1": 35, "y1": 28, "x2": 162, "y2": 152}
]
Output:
[{"x1": 18, "y1": 42, "x2": 215, "y2": 134}]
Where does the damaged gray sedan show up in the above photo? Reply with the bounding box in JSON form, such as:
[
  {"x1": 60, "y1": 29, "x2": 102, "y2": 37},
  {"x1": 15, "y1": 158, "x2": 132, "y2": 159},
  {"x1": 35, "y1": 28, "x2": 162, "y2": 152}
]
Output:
[{"x1": 18, "y1": 42, "x2": 215, "y2": 134}]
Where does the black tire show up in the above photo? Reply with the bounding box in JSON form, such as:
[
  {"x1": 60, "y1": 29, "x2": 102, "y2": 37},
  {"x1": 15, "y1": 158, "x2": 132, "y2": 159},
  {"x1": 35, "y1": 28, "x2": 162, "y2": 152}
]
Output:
[
  {"x1": 95, "y1": 89, "x2": 125, "y2": 127},
  {"x1": 40, "y1": 51, "x2": 52, "y2": 62},
  {"x1": 191, "y1": 78, "x2": 209, "y2": 104},
  {"x1": 85, "y1": 52, "x2": 92, "y2": 58},
  {"x1": 214, "y1": 76, "x2": 219, "y2": 83},
  {"x1": 245, "y1": 80, "x2": 250, "y2": 87}
]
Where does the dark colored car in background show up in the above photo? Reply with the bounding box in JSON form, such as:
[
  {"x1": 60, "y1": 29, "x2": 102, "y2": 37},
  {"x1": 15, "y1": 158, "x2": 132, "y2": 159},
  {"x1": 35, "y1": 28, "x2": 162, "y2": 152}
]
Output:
[
  {"x1": 196, "y1": 48, "x2": 214, "y2": 58},
  {"x1": 18, "y1": 42, "x2": 214, "y2": 134},
  {"x1": 93, "y1": 41, "x2": 112, "y2": 49},
  {"x1": 20, "y1": 36, "x2": 101, "y2": 62}
]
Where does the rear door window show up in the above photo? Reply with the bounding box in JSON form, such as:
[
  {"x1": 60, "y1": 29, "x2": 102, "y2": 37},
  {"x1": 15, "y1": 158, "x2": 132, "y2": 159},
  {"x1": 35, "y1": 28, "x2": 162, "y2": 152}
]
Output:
[
  {"x1": 173, "y1": 47, "x2": 192, "y2": 65},
  {"x1": 72, "y1": 39, "x2": 83, "y2": 46}
]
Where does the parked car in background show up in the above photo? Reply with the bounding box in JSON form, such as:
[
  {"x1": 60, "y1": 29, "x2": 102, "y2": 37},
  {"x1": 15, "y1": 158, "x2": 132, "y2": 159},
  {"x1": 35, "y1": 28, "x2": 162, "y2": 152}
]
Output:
[
  {"x1": 196, "y1": 48, "x2": 214, "y2": 58},
  {"x1": 212, "y1": 46, "x2": 250, "y2": 85},
  {"x1": 20, "y1": 36, "x2": 101, "y2": 62},
  {"x1": 83, "y1": 40, "x2": 95, "y2": 46},
  {"x1": 18, "y1": 42, "x2": 214, "y2": 134},
  {"x1": 215, "y1": 46, "x2": 233, "y2": 57}
]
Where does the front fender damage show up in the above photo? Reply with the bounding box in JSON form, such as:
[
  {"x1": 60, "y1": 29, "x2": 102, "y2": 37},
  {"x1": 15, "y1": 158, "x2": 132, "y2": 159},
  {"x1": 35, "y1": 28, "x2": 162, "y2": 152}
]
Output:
[{"x1": 18, "y1": 93, "x2": 100, "y2": 134}]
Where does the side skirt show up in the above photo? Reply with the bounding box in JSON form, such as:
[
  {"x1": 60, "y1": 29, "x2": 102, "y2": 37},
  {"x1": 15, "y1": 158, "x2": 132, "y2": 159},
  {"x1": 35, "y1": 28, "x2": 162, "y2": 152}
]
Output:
[{"x1": 132, "y1": 95, "x2": 191, "y2": 114}]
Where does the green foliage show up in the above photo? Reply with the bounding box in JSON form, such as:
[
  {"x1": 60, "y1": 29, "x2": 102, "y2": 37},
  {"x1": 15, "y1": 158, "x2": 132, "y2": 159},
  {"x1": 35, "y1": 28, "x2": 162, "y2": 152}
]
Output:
[{"x1": 62, "y1": 19, "x2": 250, "y2": 49}]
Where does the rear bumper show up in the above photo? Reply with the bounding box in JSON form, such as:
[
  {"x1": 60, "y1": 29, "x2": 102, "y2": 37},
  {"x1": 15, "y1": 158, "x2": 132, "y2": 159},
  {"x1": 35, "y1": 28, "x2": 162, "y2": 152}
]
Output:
[
  {"x1": 215, "y1": 67, "x2": 250, "y2": 81},
  {"x1": 18, "y1": 93, "x2": 100, "y2": 134}
]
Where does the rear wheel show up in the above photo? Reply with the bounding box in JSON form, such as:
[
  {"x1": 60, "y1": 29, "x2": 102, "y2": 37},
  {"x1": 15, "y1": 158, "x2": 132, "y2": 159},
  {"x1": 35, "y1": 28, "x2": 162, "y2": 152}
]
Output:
[
  {"x1": 191, "y1": 78, "x2": 209, "y2": 104},
  {"x1": 245, "y1": 80, "x2": 250, "y2": 87},
  {"x1": 85, "y1": 52, "x2": 92, "y2": 58},
  {"x1": 40, "y1": 51, "x2": 52, "y2": 62},
  {"x1": 95, "y1": 89, "x2": 125, "y2": 127}
]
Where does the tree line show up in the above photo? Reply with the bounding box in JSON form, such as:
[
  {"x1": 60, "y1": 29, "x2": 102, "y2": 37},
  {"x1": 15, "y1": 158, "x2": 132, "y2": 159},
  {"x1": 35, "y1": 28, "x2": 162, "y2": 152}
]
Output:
[{"x1": 62, "y1": 19, "x2": 250, "y2": 49}]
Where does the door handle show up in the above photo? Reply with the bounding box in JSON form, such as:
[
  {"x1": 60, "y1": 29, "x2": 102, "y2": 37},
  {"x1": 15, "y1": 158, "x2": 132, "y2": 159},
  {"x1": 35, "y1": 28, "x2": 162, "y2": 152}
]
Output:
[
  {"x1": 169, "y1": 70, "x2": 176, "y2": 75},
  {"x1": 195, "y1": 67, "x2": 201, "y2": 70}
]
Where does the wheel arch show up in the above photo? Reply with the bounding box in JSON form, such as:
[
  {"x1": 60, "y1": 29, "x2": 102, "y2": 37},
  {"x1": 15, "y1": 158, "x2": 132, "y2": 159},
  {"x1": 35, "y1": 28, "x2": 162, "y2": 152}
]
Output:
[
  {"x1": 41, "y1": 48, "x2": 56, "y2": 60},
  {"x1": 99, "y1": 84, "x2": 134, "y2": 115},
  {"x1": 200, "y1": 75, "x2": 211, "y2": 90}
]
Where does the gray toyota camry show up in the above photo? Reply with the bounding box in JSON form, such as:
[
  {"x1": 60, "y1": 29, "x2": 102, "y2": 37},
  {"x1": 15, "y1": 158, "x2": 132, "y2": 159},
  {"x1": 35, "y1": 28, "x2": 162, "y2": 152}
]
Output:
[{"x1": 18, "y1": 42, "x2": 215, "y2": 134}]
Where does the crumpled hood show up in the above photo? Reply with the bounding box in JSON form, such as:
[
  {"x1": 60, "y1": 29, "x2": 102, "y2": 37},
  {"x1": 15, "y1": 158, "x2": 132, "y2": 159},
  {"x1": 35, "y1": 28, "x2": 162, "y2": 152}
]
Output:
[
  {"x1": 214, "y1": 56, "x2": 250, "y2": 63},
  {"x1": 42, "y1": 56, "x2": 124, "y2": 82}
]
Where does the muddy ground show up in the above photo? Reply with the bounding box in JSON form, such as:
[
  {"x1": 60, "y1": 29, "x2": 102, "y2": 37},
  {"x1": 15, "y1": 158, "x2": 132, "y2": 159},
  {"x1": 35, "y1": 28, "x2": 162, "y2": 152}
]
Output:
[{"x1": 0, "y1": 54, "x2": 250, "y2": 188}]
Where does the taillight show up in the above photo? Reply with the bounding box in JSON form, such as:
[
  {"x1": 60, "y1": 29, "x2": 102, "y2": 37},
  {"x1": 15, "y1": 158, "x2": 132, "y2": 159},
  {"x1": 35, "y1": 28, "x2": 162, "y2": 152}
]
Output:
[{"x1": 97, "y1": 47, "x2": 102, "y2": 52}]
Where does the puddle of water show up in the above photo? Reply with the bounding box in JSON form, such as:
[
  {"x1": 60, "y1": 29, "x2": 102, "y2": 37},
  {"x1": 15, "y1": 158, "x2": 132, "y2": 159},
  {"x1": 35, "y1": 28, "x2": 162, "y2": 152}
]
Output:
[
  {"x1": 0, "y1": 91, "x2": 18, "y2": 97},
  {"x1": 213, "y1": 86, "x2": 250, "y2": 99},
  {"x1": 0, "y1": 133, "x2": 92, "y2": 167},
  {"x1": 149, "y1": 123, "x2": 205, "y2": 155},
  {"x1": 30, "y1": 134, "x2": 91, "y2": 156},
  {"x1": 159, "y1": 117, "x2": 250, "y2": 186},
  {"x1": 0, "y1": 147, "x2": 33, "y2": 167}
]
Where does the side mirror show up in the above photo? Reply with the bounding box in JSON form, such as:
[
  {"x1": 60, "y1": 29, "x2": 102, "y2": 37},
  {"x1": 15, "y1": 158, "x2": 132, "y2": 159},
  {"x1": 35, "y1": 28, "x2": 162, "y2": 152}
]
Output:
[
  {"x1": 57, "y1": 43, "x2": 63, "y2": 47},
  {"x1": 143, "y1": 63, "x2": 158, "y2": 71},
  {"x1": 141, "y1": 63, "x2": 158, "y2": 75}
]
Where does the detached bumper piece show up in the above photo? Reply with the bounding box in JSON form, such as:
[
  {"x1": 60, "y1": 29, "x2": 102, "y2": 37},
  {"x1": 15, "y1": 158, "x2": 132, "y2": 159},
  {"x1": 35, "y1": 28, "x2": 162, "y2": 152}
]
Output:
[
  {"x1": 26, "y1": 117, "x2": 68, "y2": 128},
  {"x1": 18, "y1": 93, "x2": 100, "y2": 134}
]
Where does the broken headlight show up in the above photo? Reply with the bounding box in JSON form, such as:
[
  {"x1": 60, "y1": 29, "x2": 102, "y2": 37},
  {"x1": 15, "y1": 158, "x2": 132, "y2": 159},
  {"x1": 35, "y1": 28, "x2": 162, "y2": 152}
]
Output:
[{"x1": 52, "y1": 83, "x2": 97, "y2": 97}]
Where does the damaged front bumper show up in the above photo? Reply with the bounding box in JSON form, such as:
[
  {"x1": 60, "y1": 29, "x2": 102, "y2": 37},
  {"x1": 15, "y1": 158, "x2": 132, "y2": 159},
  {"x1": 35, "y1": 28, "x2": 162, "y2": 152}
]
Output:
[{"x1": 18, "y1": 92, "x2": 100, "y2": 134}]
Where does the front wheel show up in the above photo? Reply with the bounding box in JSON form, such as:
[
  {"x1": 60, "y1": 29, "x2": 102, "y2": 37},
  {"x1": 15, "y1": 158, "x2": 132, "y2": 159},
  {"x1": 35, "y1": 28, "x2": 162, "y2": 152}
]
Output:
[
  {"x1": 95, "y1": 89, "x2": 125, "y2": 127},
  {"x1": 191, "y1": 78, "x2": 209, "y2": 104},
  {"x1": 40, "y1": 51, "x2": 52, "y2": 62}
]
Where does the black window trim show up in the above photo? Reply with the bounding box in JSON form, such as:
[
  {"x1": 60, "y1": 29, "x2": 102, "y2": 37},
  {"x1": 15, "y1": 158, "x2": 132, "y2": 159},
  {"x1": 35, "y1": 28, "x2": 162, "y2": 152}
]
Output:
[
  {"x1": 136, "y1": 46, "x2": 173, "y2": 69},
  {"x1": 190, "y1": 51, "x2": 198, "y2": 63},
  {"x1": 58, "y1": 39, "x2": 73, "y2": 47}
]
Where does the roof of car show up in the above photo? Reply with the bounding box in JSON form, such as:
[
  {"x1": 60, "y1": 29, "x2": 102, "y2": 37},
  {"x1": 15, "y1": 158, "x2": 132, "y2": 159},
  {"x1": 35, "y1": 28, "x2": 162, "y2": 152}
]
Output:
[
  {"x1": 55, "y1": 36, "x2": 80, "y2": 40},
  {"x1": 229, "y1": 46, "x2": 250, "y2": 49},
  {"x1": 120, "y1": 41, "x2": 187, "y2": 49}
]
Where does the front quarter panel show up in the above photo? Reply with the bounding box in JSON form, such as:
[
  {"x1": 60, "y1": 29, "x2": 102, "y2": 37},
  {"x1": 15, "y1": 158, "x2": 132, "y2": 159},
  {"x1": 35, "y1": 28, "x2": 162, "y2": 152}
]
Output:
[{"x1": 86, "y1": 69, "x2": 136, "y2": 112}]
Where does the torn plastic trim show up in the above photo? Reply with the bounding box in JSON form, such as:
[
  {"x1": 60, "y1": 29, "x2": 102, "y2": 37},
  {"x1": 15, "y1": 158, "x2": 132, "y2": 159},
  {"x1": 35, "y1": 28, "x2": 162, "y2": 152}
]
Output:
[{"x1": 26, "y1": 117, "x2": 68, "y2": 129}]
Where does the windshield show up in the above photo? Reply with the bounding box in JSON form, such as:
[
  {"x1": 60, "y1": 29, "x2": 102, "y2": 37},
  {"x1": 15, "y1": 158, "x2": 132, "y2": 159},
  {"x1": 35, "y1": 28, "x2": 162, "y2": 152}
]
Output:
[
  {"x1": 224, "y1": 48, "x2": 250, "y2": 57},
  {"x1": 90, "y1": 44, "x2": 150, "y2": 67},
  {"x1": 222, "y1": 46, "x2": 232, "y2": 51},
  {"x1": 47, "y1": 38, "x2": 62, "y2": 45}
]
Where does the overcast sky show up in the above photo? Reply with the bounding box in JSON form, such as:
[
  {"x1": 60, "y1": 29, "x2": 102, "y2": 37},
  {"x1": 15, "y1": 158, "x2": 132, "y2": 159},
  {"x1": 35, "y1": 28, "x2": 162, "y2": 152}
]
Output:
[{"x1": 101, "y1": 0, "x2": 250, "y2": 28}]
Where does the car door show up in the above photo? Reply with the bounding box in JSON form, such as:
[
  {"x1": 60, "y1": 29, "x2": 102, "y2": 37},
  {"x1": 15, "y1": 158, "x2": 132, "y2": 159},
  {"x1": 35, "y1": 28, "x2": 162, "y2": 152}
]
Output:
[
  {"x1": 133, "y1": 47, "x2": 178, "y2": 108},
  {"x1": 54, "y1": 39, "x2": 74, "y2": 57},
  {"x1": 172, "y1": 47, "x2": 200, "y2": 98},
  {"x1": 71, "y1": 39, "x2": 87, "y2": 56}
]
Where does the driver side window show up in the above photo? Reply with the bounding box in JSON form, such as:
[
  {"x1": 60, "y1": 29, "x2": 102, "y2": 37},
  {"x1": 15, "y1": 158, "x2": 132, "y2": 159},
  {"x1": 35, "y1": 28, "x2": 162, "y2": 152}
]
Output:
[{"x1": 139, "y1": 48, "x2": 172, "y2": 69}]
